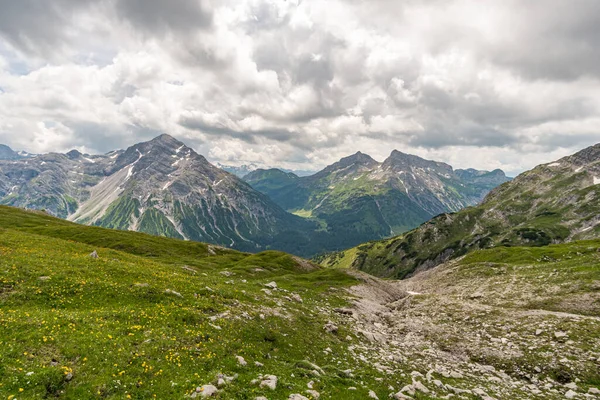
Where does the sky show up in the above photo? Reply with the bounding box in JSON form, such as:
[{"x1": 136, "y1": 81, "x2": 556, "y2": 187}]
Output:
[{"x1": 0, "y1": 1, "x2": 600, "y2": 176}]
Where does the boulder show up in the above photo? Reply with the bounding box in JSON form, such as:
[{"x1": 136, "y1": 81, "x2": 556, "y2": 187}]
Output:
[{"x1": 260, "y1": 375, "x2": 278, "y2": 390}]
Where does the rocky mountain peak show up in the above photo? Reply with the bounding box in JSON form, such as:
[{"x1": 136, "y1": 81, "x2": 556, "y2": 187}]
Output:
[
  {"x1": 107, "y1": 134, "x2": 204, "y2": 175},
  {"x1": 340, "y1": 151, "x2": 378, "y2": 166},
  {"x1": 140, "y1": 134, "x2": 190, "y2": 155},
  {"x1": 150, "y1": 133, "x2": 185, "y2": 148},
  {"x1": 319, "y1": 151, "x2": 379, "y2": 175},
  {"x1": 383, "y1": 150, "x2": 452, "y2": 172},
  {"x1": 0, "y1": 144, "x2": 22, "y2": 160},
  {"x1": 66, "y1": 149, "x2": 83, "y2": 159}
]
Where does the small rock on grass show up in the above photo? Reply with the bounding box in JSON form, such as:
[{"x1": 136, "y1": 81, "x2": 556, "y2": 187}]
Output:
[
  {"x1": 368, "y1": 390, "x2": 379, "y2": 399},
  {"x1": 260, "y1": 375, "x2": 278, "y2": 390},
  {"x1": 236, "y1": 355, "x2": 247, "y2": 366},
  {"x1": 89, "y1": 250, "x2": 98, "y2": 258},
  {"x1": 324, "y1": 321, "x2": 338, "y2": 334},
  {"x1": 554, "y1": 331, "x2": 568, "y2": 339},
  {"x1": 565, "y1": 389, "x2": 577, "y2": 399},
  {"x1": 412, "y1": 381, "x2": 429, "y2": 393},
  {"x1": 191, "y1": 385, "x2": 218, "y2": 398},
  {"x1": 291, "y1": 293, "x2": 303, "y2": 303},
  {"x1": 289, "y1": 395, "x2": 309, "y2": 400}
]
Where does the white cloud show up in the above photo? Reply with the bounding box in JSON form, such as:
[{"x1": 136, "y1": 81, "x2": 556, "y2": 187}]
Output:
[{"x1": 0, "y1": 0, "x2": 599, "y2": 175}]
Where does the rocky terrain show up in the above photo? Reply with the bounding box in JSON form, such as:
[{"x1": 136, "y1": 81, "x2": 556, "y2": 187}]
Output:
[
  {"x1": 334, "y1": 241, "x2": 600, "y2": 399},
  {"x1": 217, "y1": 163, "x2": 314, "y2": 179},
  {"x1": 322, "y1": 143, "x2": 600, "y2": 278},
  {"x1": 245, "y1": 151, "x2": 509, "y2": 249}
]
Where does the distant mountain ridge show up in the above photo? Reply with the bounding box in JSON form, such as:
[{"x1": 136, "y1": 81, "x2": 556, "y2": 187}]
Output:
[
  {"x1": 0, "y1": 144, "x2": 24, "y2": 160},
  {"x1": 321, "y1": 142, "x2": 600, "y2": 278},
  {"x1": 244, "y1": 150, "x2": 510, "y2": 245},
  {"x1": 216, "y1": 162, "x2": 315, "y2": 178}
]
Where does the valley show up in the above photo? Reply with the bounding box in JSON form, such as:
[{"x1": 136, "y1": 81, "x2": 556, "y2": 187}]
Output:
[{"x1": 0, "y1": 206, "x2": 598, "y2": 399}]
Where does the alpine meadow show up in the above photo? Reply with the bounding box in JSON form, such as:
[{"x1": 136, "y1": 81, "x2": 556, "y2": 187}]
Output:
[{"x1": 1, "y1": 1, "x2": 600, "y2": 399}]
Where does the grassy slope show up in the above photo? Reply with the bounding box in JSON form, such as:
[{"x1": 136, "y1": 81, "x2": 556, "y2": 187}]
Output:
[
  {"x1": 0, "y1": 206, "x2": 396, "y2": 399},
  {"x1": 321, "y1": 164, "x2": 600, "y2": 278},
  {"x1": 1, "y1": 206, "x2": 598, "y2": 398}
]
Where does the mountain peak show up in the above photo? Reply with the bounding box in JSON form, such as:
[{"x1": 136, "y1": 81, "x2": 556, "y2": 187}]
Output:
[
  {"x1": 149, "y1": 133, "x2": 185, "y2": 148},
  {"x1": 138, "y1": 134, "x2": 196, "y2": 156},
  {"x1": 0, "y1": 144, "x2": 21, "y2": 160},
  {"x1": 384, "y1": 149, "x2": 453, "y2": 171},
  {"x1": 389, "y1": 149, "x2": 407, "y2": 157},
  {"x1": 66, "y1": 149, "x2": 82, "y2": 159},
  {"x1": 339, "y1": 151, "x2": 377, "y2": 165},
  {"x1": 310, "y1": 151, "x2": 379, "y2": 179}
]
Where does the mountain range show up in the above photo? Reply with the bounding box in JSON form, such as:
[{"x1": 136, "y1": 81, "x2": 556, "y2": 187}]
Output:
[
  {"x1": 1, "y1": 139, "x2": 600, "y2": 399},
  {"x1": 0, "y1": 134, "x2": 508, "y2": 256},
  {"x1": 322, "y1": 142, "x2": 600, "y2": 278},
  {"x1": 244, "y1": 150, "x2": 509, "y2": 246},
  {"x1": 216, "y1": 162, "x2": 315, "y2": 178}
]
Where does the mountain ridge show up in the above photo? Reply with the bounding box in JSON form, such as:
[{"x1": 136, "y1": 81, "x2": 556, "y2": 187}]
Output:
[
  {"x1": 321, "y1": 142, "x2": 600, "y2": 278},
  {"x1": 245, "y1": 149, "x2": 511, "y2": 246},
  {"x1": 0, "y1": 135, "x2": 510, "y2": 257},
  {"x1": 0, "y1": 134, "x2": 323, "y2": 255}
]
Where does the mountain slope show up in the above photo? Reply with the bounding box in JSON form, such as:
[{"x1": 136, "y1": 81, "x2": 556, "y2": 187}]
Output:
[
  {"x1": 1, "y1": 206, "x2": 598, "y2": 399},
  {"x1": 245, "y1": 150, "x2": 510, "y2": 249},
  {"x1": 321, "y1": 143, "x2": 600, "y2": 278},
  {"x1": 0, "y1": 144, "x2": 24, "y2": 160},
  {"x1": 0, "y1": 135, "x2": 319, "y2": 255}
]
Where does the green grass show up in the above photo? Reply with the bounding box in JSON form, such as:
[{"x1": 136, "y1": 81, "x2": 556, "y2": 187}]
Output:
[
  {"x1": 2, "y1": 206, "x2": 423, "y2": 399},
  {"x1": 291, "y1": 209, "x2": 313, "y2": 218},
  {"x1": 321, "y1": 160, "x2": 600, "y2": 279}
]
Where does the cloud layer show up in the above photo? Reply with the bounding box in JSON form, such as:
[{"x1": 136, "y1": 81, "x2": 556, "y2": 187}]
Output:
[{"x1": 1, "y1": 0, "x2": 599, "y2": 175}]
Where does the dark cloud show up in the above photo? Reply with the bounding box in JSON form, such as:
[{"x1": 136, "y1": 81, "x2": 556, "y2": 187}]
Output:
[
  {"x1": 179, "y1": 116, "x2": 297, "y2": 145},
  {"x1": 1, "y1": 0, "x2": 600, "y2": 173},
  {"x1": 114, "y1": 0, "x2": 212, "y2": 35},
  {"x1": 487, "y1": 1, "x2": 600, "y2": 81},
  {"x1": 0, "y1": 0, "x2": 213, "y2": 59},
  {"x1": 63, "y1": 121, "x2": 163, "y2": 153},
  {"x1": 0, "y1": 0, "x2": 96, "y2": 57}
]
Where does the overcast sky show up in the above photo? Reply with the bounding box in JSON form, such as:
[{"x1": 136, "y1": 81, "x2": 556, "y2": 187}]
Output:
[{"x1": 1, "y1": 0, "x2": 599, "y2": 175}]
